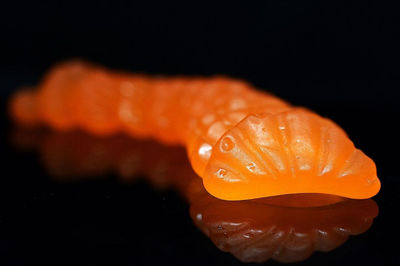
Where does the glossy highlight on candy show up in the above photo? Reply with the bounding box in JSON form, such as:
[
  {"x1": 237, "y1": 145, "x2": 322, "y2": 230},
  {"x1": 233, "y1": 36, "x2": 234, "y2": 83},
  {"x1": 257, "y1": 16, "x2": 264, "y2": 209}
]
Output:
[{"x1": 9, "y1": 60, "x2": 381, "y2": 200}]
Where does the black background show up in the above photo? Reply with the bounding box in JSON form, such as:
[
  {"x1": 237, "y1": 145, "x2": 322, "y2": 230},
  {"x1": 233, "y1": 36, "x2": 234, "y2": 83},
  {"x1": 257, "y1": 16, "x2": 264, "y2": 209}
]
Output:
[{"x1": 1, "y1": 1, "x2": 399, "y2": 265}]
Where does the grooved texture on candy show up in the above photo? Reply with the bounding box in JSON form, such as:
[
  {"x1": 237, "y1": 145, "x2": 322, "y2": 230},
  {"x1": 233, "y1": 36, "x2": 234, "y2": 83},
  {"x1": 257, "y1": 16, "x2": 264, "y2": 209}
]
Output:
[{"x1": 9, "y1": 60, "x2": 381, "y2": 200}]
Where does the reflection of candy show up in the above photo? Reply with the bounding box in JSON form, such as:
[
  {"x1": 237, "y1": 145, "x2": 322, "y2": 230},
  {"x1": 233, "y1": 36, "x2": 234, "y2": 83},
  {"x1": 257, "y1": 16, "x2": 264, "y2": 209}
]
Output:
[
  {"x1": 9, "y1": 60, "x2": 380, "y2": 200},
  {"x1": 11, "y1": 129, "x2": 379, "y2": 264},
  {"x1": 189, "y1": 186, "x2": 378, "y2": 263},
  {"x1": 11, "y1": 129, "x2": 194, "y2": 194}
]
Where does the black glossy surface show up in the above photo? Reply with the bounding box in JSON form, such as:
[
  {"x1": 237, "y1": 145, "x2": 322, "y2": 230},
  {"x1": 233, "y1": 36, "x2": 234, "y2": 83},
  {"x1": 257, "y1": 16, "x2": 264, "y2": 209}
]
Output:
[
  {"x1": 1, "y1": 99, "x2": 399, "y2": 266},
  {"x1": 1, "y1": 1, "x2": 400, "y2": 265}
]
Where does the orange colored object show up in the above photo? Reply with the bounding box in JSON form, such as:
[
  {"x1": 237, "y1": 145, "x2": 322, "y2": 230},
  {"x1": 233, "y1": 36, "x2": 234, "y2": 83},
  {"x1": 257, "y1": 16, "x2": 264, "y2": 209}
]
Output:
[
  {"x1": 9, "y1": 60, "x2": 381, "y2": 200},
  {"x1": 11, "y1": 128, "x2": 379, "y2": 264},
  {"x1": 9, "y1": 88, "x2": 38, "y2": 126},
  {"x1": 190, "y1": 187, "x2": 378, "y2": 263}
]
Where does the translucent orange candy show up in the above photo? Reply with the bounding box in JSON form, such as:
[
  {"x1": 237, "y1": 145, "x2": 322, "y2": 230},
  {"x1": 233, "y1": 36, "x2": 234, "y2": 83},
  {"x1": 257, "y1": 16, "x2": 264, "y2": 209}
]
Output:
[{"x1": 9, "y1": 60, "x2": 381, "y2": 200}]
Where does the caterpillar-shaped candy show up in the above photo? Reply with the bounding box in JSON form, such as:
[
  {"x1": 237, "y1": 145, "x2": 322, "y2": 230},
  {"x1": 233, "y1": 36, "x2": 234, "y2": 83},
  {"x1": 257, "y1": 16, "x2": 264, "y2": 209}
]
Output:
[{"x1": 9, "y1": 60, "x2": 381, "y2": 200}]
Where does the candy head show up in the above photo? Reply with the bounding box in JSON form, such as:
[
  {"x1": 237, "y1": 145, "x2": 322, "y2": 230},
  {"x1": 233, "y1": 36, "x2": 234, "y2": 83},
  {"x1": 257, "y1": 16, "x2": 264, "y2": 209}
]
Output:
[{"x1": 202, "y1": 109, "x2": 381, "y2": 200}]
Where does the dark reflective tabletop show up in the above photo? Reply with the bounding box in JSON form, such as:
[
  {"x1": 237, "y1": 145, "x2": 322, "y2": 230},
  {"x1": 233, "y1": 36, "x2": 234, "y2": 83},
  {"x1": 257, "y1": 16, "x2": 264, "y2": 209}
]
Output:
[{"x1": 1, "y1": 116, "x2": 397, "y2": 265}]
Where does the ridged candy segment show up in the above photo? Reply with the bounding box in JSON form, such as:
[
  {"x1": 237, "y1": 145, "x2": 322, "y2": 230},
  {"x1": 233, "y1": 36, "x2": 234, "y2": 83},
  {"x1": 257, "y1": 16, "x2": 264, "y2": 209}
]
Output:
[
  {"x1": 9, "y1": 89, "x2": 38, "y2": 126},
  {"x1": 37, "y1": 61, "x2": 92, "y2": 130},
  {"x1": 187, "y1": 93, "x2": 291, "y2": 175},
  {"x1": 203, "y1": 109, "x2": 380, "y2": 200},
  {"x1": 71, "y1": 70, "x2": 123, "y2": 136}
]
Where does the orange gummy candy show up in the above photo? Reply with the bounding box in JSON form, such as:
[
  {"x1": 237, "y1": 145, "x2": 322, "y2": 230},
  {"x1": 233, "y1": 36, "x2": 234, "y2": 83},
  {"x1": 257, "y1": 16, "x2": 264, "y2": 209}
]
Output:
[{"x1": 9, "y1": 60, "x2": 381, "y2": 200}]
